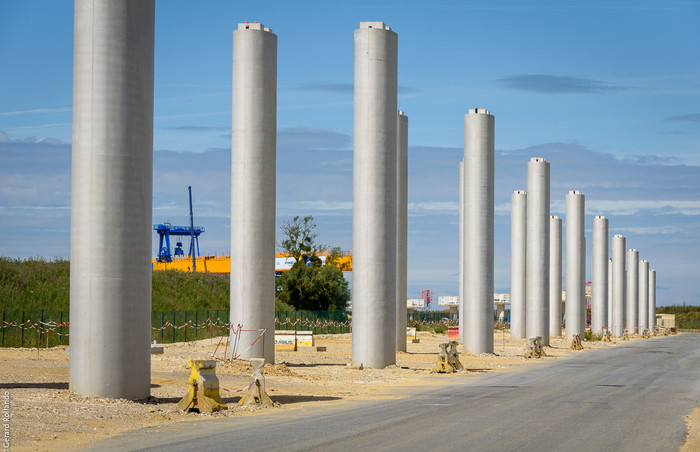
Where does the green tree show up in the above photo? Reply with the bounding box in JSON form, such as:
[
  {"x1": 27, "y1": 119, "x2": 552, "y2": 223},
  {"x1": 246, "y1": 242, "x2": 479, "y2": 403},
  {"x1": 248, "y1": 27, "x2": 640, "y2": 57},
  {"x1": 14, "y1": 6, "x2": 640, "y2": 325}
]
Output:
[
  {"x1": 275, "y1": 216, "x2": 350, "y2": 311},
  {"x1": 278, "y1": 215, "x2": 326, "y2": 263}
]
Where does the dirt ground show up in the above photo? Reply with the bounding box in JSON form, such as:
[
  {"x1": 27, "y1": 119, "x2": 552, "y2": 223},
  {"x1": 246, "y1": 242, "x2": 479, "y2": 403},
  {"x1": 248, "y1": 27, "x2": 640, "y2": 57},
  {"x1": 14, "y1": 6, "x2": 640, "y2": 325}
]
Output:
[{"x1": 0, "y1": 331, "x2": 695, "y2": 451}]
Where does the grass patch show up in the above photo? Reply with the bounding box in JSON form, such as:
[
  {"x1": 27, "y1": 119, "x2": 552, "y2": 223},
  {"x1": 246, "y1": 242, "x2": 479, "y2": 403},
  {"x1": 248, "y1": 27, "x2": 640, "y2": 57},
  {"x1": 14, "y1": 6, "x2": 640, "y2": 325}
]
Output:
[
  {"x1": 413, "y1": 323, "x2": 448, "y2": 334},
  {"x1": 584, "y1": 331, "x2": 602, "y2": 341},
  {"x1": 1, "y1": 257, "x2": 232, "y2": 311}
]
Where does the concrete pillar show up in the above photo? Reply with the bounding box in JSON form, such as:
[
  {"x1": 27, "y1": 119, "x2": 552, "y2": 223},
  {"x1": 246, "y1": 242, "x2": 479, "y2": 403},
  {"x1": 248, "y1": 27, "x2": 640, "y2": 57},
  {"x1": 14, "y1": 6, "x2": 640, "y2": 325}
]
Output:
[
  {"x1": 352, "y1": 22, "x2": 398, "y2": 368},
  {"x1": 70, "y1": 0, "x2": 155, "y2": 400},
  {"x1": 611, "y1": 235, "x2": 626, "y2": 336},
  {"x1": 638, "y1": 259, "x2": 649, "y2": 331},
  {"x1": 463, "y1": 108, "x2": 495, "y2": 355},
  {"x1": 626, "y1": 249, "x2": 639, "y2": 334},
  {"x1": 395, "y1": 110, "x2": 408, "y2": 352},
  {"x1": 549, "y1": 216, "x2": 562, "y2": 337},
  {"x1": 526, "y1": 158, "x2": 550, "y2": 345},
  {"x1": 510, "y1": 190, "x2": 527, "y2": 339},
  {"x1": 230, "y1": 22, "x2": 277, "y2": 362},
  {"x1": 607, "y1": 258, "x2": 613, "y2": 329},
  {"x1": 649, "y1": 269, "x2": 656, "y2": 329},
  {"x1": 459, "y1": 161, "x2": 465, "y2": 344},
  {"x1": 591, "y1": 216, "x2": 609, "y2": 334},
  {"x1": 565, "y1": 190, "x2": 585, "y2": 340}
]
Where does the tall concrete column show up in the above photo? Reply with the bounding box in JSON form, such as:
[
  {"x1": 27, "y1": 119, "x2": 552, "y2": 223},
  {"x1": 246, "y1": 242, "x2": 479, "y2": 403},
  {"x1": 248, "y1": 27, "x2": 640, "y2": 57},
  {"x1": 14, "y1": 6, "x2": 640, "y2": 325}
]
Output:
[
  {"x1": 626, "y1": 249, "x2": 639, "y2": 334},
  {"x1": 230, "y1": 22, "x2": 277, "y2": 362},
  {"x1": 463, "y1": 108, "x2": 495, "y2": 355},
  {"x1": 638, "y1": 259, "x2": 649, "y2": 331},
  {"x1": 70, "y1": 0, "x2": 155, "y2": 400},
  {"x1": 459, "y1": 161, "x2": 465, "y2": 343},
  {"x1": 565, "y1": 190, "x2": 585, "y2": 340},
  {"x1": 396, "y1": 110, "x2": 408, "y2": 352},
  {"x1": 607, "y1": 258, "x2": 613, "y2": 329},
  {"x1": 591, "y1": 216, "x2": 609, "y2": 334},
  {"x1": 549, "y1": 216, "x2": 562, "y2": 337},
  {"x1": 649, "y1": 269, "x2": 656, "y2": 329},
  {"x1": 352, "y1": 22, "x2": 398, "y2": 368},
  {"x1": 526, "y1": 158, "x2": 550, "y2": 345},
  {"x1": 611, "y1": 235, "x2": 626, "y2": 336},
  {"x1": 510, "y1": 190, "x2": 527, "y2": 339}
]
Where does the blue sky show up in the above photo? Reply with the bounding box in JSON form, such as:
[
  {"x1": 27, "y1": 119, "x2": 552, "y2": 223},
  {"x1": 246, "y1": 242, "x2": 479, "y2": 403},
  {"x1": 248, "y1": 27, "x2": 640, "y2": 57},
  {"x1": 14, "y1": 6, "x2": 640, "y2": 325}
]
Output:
[{"x1": 1, "y1": 0, "x2": 699, "y2": 306}]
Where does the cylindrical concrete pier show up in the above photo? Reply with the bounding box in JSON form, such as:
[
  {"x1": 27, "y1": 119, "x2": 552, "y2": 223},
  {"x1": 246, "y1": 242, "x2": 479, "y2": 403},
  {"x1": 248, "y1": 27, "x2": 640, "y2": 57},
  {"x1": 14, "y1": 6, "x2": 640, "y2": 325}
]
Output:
[
  {"x1": 463, "y1": 108, "x2": 495, "y2": 355},
  {"x1": 70, "y1": 0, "x2": 155, "y2": 400},
  {"x1": 526, "y1": 157, "x2": 550, "y2": 345},
  {"x1": 510, "y1": 190, "x2": 527, "y2": 339},
  {"x1": 638, "y1": 260, "x2": 649, "y2": 331},
  {"x1": 230, "y1": 22, "x2": 277, "y2": 362},
  {"x1": 649, "y1": 269, "x2": 656, "y2": 330},
  {"x1": 591, "y1": 216, "x2": 609, "y2": 334},
  {"x1": 626, "y1": 249, "x2": 639, "y2": 334},
  {"x1": 607, "y1": 258, "x2": 613, "y2": 329},
  {"x1": 396, "y1": 110, "x2": 408, "y2": 352},
  {"x1": 352, "y1": 22, "x2": 398, "y2": 368},
  {"x1": 459, "y1": 161, "x2": 465, "y2": 344},
  {"x1": 611, "y1": 235, "x2": 626, "y2": 337},
  {"x1": 549, "y1": 216, "x2": 562, "y2": 337},
  {"x1": 565, "y1": 191, "x2": 586, "y2": 340}
]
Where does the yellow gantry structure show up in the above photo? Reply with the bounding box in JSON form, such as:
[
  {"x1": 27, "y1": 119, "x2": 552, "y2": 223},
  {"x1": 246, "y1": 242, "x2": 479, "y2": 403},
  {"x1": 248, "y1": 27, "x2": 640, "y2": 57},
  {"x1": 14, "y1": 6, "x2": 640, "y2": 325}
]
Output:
[{"x1": 152, "y1": 250, "x2": 353, "y2": 273}]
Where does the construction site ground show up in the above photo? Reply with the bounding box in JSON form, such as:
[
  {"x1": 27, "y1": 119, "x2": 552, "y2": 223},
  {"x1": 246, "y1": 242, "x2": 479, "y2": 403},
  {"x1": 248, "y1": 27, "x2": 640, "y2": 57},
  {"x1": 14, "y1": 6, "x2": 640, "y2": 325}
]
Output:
[{"x1": 1, "y1": 331, "x2": 697, "y2": 451}]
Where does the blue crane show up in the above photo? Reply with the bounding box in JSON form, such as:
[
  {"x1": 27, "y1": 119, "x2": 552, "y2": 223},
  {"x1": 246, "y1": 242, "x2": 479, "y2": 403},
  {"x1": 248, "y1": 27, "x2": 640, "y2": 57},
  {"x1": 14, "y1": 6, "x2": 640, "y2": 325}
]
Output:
[{"x1": 153, "y1": 186, "x2": 204, "y2": 268}]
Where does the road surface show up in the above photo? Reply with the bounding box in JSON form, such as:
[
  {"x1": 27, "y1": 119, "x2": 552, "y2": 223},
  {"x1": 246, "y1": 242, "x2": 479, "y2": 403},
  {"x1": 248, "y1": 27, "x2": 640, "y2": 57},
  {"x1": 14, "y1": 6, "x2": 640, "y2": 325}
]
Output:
[{"x1": 92, "y1": 333, "x2": 700, "y2": 452}]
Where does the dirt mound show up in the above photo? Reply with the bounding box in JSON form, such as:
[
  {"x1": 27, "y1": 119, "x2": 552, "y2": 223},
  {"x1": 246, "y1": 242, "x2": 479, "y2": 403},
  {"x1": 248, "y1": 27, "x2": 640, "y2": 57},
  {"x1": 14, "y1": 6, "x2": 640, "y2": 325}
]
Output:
[{"x1": 217, "y1": 359, "x2": 298, "y2": 377}]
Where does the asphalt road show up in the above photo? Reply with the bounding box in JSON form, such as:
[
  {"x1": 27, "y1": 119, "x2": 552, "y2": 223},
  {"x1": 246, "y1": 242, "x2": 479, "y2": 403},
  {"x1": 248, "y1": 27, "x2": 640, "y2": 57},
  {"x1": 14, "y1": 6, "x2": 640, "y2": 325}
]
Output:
[{"x1": 92, "y1": 334, "x2": 700, "y2": 452}]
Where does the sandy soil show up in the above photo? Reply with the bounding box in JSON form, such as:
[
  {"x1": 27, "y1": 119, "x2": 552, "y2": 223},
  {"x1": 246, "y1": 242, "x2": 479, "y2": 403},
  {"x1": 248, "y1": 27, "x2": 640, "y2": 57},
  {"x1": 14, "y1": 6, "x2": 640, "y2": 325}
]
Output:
[
  {"x1": 681, "y1": 405, "x2": 700, "y2": 452},
  {"x1": 0, "y1": 331, "x2": 693, "y2": 451}
]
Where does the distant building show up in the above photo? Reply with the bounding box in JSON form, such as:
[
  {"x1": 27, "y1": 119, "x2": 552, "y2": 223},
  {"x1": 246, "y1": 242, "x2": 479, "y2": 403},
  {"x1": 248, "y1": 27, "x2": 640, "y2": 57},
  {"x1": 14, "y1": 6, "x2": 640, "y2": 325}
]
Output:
[{"x1": 656, "y1": 313, "x2": 675, "y2": 329}]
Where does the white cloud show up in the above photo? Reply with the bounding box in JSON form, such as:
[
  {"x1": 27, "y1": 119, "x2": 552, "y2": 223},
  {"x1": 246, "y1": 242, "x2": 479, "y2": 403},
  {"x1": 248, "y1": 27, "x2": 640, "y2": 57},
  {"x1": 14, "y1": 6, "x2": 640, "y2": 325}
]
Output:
[
  {"x1": 279, "y1": 200, "x2": 352, "y2": 212},
  {"x1": 2, "y1": 123, "x2": 71, "y2": 132},
  {"x1": 615, "y1": 225, "x2": 686, "y2": 235},
  {"x1": 408, "y1": 201, "x2": 458, "y2": 215},
  {"x1": 0, "y1": 107, "x2": 71, "y2": 116},
  {"x1": 587, "y1": 200, "x2": 700, "y2": 216}
]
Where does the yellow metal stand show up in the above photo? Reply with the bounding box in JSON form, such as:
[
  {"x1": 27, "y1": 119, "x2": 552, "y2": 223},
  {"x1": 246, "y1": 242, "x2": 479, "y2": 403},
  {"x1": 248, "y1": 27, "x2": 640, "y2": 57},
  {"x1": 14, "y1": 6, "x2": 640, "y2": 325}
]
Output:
[
  {"x1": 239, "y1": 358, "x2": 274, "y2": 407},
  {"x1": 570, "y1": 334, "x2": 584, "y2": 350},
  {"x1": 524, "y1": 336, "x2": 547, "y2": 358},
  {"x1": 432, "y1": 341, "x2": 464, "y2": 373},
  {"x1": 178, "y1": 359, "x2": 228, "y2": 413}
]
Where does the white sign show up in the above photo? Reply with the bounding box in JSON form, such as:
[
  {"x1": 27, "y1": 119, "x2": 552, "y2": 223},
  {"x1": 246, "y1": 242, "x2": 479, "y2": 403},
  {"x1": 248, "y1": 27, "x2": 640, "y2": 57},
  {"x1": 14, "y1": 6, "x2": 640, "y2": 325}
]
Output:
[
  {"x1": 438, "y1": 296, "x2": 459, "y2": 307},
  {"x1": 407, "y1": 298, "x2": 425, "y2": 309},
  {"x1": 275, "y1": 256, "x2": 327, "y2": 272},
  {"x1": 494, "y1": 293, "x2": 511, "y2": 304}
]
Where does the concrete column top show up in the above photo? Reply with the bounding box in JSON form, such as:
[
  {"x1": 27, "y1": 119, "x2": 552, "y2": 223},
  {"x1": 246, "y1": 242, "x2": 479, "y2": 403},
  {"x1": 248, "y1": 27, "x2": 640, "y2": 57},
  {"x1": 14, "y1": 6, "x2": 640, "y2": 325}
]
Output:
[
  {"x1": 237, "y1": 22, "x2": 272, "y2": 32},
  {"x1": 467, "y1": 107, "x2": 491, "y2": 115},
  {"x1": 360, "y1": 21, "x2": 392, "y2": 30}
]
